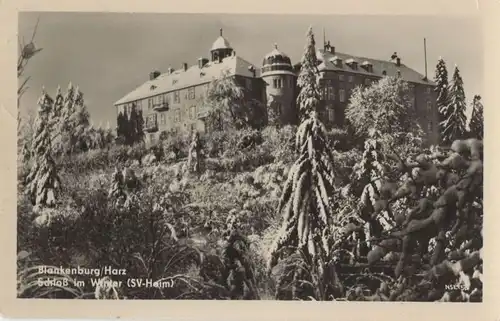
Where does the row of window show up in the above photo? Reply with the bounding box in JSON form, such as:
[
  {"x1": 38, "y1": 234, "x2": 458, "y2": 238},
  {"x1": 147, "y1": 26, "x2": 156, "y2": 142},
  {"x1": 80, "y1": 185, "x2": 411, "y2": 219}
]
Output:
[
  {"x1": 121, "y1": 84, "x2": 213, "y2": 114},
  {"x1": 321, "y1": 86, "x2": 346, "y2": 102},
  {"x1": 272, "y1": 76, "x2": 294, "y2": 89},
  {"x1": 327, "y1": 74, "x2": 373, "y2": 86},
  {"x1": 122, "y1": 78, "x2": 257, "y2": 114},
  {"x1": 156, "y1": 105, "x2": 199, "y2": 125}
]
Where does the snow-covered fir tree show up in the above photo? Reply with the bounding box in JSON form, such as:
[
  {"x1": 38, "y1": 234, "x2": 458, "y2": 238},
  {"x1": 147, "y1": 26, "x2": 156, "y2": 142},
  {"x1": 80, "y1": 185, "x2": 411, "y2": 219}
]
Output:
[
  {"x1": 25, "y1": 89, "x2": 60, "y2": 207},
  {"x1": 468, "y1": 95, "x2": 483, "y2": 140},
  {"x1": 267, "y1": 27, "x2": 340, "y2": 300},
  {"x1": 441, "y1": 65, "x2": 467, "y2": 144},
  {"x1": 51, "y1": 83, "x2": 91, "y2": 154},
  {"x1": 352, "y1": 129, "x2": 394, "y2": 247},
  {"x1": 136, "y1": 108, "x2": 144, "y2": 143},
  {"x1": 116, "y1": 111, "x2": 127, "y2": 144},
  {"x1": 49, "y1": 85, "x2": 64, "y2": 130},
  {"x1": 69, "y1": 87, "x2": 91, "y2": 152},
  {"x1": 434, "y1": 58, "x2": 450, "y2": 142},
  {"x1": 296, "y1": 27, "x2": 321, "y2": 120}
]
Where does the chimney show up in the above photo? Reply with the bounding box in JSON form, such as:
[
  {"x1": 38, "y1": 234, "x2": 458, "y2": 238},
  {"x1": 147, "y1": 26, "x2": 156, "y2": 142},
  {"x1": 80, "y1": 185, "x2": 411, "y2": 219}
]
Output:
[
  {"x1": 248, "y1": 65, "x2": 256, "y2": 78},
  {"x1": 149, "y1": 70, "x2": 161, "y2": 80},
  {"x1": 233, "y1": 51, "x2": 236, "y2": 57},
  {"x1": 167, "y1": 67, "x2": 174, "y2": 75},
  {"x1": 396, "y1": 57, "x2": 401, "y2": 67},
  {"x1": 183, "y1": 63, "x2": 188, "y2": 71},
  {"x1": 329, "y1": 42, "x2": 335, "y2": 54}
]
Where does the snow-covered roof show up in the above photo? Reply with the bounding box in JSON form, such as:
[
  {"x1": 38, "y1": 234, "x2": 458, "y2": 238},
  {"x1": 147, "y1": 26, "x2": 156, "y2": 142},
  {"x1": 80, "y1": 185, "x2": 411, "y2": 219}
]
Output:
[
  {"x1": 317, "y1": 49, "x2": 435, "y2": 85},
  {"x1": 211, "y1": 36, "x2": 232, "y2": 51},
  {"x1": 264, "y1": 44, "x2": 290, "y2": 60},
  {"x1": 114, "y1": 55, "x2": 256, "y2": 105}
]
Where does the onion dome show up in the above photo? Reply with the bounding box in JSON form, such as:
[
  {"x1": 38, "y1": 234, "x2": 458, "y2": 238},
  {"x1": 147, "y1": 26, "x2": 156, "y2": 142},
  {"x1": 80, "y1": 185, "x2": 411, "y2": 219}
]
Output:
[
  {"x1": 263, "y1": 43, "x2": 291, "y2": 66},
  {"x1": 261, "y1": 43, "x2": 294, "y2": 76}
]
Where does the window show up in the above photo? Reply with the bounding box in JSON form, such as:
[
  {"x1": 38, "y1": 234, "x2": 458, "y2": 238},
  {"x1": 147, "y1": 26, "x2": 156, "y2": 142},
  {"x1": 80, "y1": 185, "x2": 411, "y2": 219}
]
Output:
[
  {"x1": 188, "y1": 87, "x2": 196, "y2": 100},
  {"x1": 339, "y1": 89, "x2": 346, "y2": 102},
  {"x1": 150, "y1": 133, "x2": 156, "y2": 145},
  {"x1": 348, "y1": 75, "x2": 354, "y2": 83},
  {"x1": 273, "y1": 78, "x2": 283, "y2": 89},
  {"x1": 148, "y1": 98, "x2": 153, "y2": 110},
  {"x1": 428, "y1": 121, "x2": 433, "y2": 133},
  {"x1": 136, "y1": 100, "x2": 142, "y2": 111},
  {"x1": 339, "y1": 74, "x2": 345, "y2": 81},
  {"x1": 160, "y1": 113, "x2": 166, "y2": 125},
  {"x1": 364, "y1": 79, "x2": 371, "y2": 86},
  {"x1": 328, "y1": 106, "x2": 335, "y2": 122},
  {"x1": 174, "y1": 109, "x2": 181, "y2": 122},
  {"x1": 427, "y1": 101, "x2": 432, "y2": 112},
  {"x1": 275, "y1": 102, "x2": 282, "y2": 116},
  {"x1": 190, "y1": 123, "x2": 197, "y2": 133},
  {"x1": 327, "y1": 86, "x2": 335, "y2": 101},
  {"x1": 246, "y1": 78, "x2": 253, "y2": 91},
  {"x1": 189, "y1": 105, "x2": 197, "y2": 119},
  {"x1": 426, "y1": 87, "x2": 432, "y2": 94},
  {"x1": 289, "y1": 76, "x2": 294, "y2": 88},
  {"x1": 174, "y1": 91, "x2": 180, "y2": 103},
  {"x1": 320, "y1": 86, "x2": 326, "y2": 100}
]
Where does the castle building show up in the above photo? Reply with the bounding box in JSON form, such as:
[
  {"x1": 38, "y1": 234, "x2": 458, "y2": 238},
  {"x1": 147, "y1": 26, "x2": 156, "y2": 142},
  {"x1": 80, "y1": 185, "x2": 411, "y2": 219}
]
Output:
[{"x1": 114, "y1": 29, "x2": 438, "y2": 145}]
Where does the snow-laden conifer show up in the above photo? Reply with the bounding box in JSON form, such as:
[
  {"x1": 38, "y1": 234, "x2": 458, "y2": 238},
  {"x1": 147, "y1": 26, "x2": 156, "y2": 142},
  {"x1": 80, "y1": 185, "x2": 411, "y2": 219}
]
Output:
[
  {"x1": 296, "y1": 27, "x2": 321, "y2": 120},
  {"x1": 441, "y1": 65, "x2": 467, "y2": 144},
  {"x1": 25, "y1": 89, "x2": 60, "y2": 207},
  {"x1": 468, "y1": 95, "x2": 483, "y2": 140},
  {"x1": 435, "y1": 58, "x2": 450, "y2": 142},
  {"x1": 267, "y1": 27, "x2": 340, "y2": 300}
]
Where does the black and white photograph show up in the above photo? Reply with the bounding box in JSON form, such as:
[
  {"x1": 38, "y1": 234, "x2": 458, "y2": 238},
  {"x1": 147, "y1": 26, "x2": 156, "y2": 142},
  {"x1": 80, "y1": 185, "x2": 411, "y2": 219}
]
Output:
[{"x1": 15, "y1": 10, "x2": 484, "y2": 303}]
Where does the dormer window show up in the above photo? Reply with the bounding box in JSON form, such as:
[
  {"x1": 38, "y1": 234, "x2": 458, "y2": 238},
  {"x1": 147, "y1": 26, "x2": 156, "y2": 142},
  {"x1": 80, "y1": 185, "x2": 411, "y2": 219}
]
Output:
[
  {"x1": 330, "y1": 56, "x2": 343, "y2": 68},
  {"x1": 150, "y1": 85, "x2": 157, "y2": 90},
  {"x1": 361, "y1": 61, "x2": 373, "y2": 73},
  {"x1": 172, "y1": 79, "x2": 178, "y2": 85},
  {"x1": 345, "y1": 58, "x2": 358, "y2": 70}
]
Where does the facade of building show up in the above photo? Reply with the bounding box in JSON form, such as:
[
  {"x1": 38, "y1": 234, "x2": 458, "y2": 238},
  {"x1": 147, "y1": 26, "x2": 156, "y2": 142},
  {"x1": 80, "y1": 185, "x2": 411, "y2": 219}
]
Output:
[{"x1": 114, "y1": 30, "x2": 438, "y2": 145}]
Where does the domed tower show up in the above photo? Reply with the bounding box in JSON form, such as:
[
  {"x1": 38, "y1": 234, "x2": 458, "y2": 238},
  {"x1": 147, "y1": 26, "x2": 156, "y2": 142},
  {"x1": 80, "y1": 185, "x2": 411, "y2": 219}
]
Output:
[
  {"x1": 261, "y1": 44, "x2": 296, "y2": 125},
  {"x1": 210, "y1": 28, "x2": 234, "y2": 62}
]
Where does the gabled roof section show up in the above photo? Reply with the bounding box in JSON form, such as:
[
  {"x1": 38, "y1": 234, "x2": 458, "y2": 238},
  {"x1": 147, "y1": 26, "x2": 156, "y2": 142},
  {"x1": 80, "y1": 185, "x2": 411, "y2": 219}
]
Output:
[
  {"x1": 316, "y1": 49, "x2": 434, "y2": 86},
  {"x1": 114, "y1": 55, "x2": 257, "y2": 105}
]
